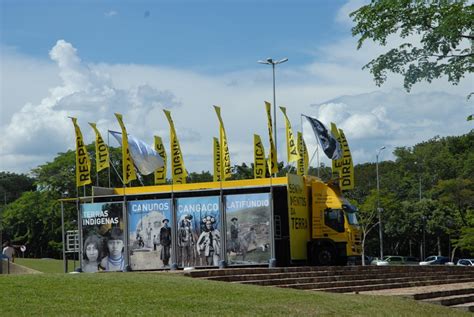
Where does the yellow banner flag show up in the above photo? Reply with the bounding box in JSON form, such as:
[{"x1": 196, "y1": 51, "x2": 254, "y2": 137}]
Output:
[
  {"x1": 265, "y1": 101, "x2": 278, "y2": 174},
  {"x1": 213, "y1": 106, "x2": 231, "y2": 180},
  {"x1": 213, "y1": 137, "x2": 221, "y2": 182},
  {"x1": 88, "y1": 123, "x2": 110, "y2": 172},
  {"x1": 114, "y1": 113, "x2": 137, "y2": 185},
  {"x1": 163, "y1": 110, "x2": 187, "y2": 184},
  {"x1": 279, "y1": 106, "x2": 299, "y2": 163},
  {"x1": 297, "y1": 132, "x2": 309, "y2": 176},
  {"x1": 70, "y1": 117, "x2": 92, "y2": 187},
  {"x1": 253, "y1": 134, "x2": 266, "y2": 179},
  {"x1": 154, "y1": 136, "x2": 167, "y2": 184},
  {"x1": 338, "y1": 129, "x2": 354, "y2": 190},
  {"x1": 330, "y1": 122, "x2": 342, "y2": 179}
]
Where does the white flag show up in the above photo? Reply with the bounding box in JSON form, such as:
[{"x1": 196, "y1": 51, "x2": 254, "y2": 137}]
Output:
[
  {"x1": 303, "y1": 115, "x2": 342, "y2": 160},
  {"x1": 110, "y1": 131, "x2": 164, "y2": 175}
]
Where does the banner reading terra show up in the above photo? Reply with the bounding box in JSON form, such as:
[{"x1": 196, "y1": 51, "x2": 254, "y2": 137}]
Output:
[
  {"x1": 225, "y1": 193, "x2": 271, "y2": 265},
  {"x1": 81, "y1": 202, "x2": 124, "y2": 273},
  {"x1": 287, "y1": 174, "x2": 309, "y2": 260},
  {"x1": 128, "y1": 199, "x2": 172, "y2": 270},
  {"x1": 176, "y1": 196, "x2": 221, "y2": 268}
]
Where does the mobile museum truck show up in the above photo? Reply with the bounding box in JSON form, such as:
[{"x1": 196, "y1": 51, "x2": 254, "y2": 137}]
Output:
[{"x1": 72, "y1": 173, "x2": 361, "y2": 272}]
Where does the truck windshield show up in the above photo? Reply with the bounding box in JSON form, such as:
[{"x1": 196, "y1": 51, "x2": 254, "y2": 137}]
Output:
[
  {"x1": 346, "y1": 212, "x2": 359, "y2": 225},
  {"x1": 342, "y1": 202, "x2": 359, "y2": 226}
]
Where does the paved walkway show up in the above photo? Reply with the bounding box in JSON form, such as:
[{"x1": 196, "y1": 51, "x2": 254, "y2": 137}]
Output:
[
  {"x1": 1, "y1": 261, "x2": 42, "y2": 274},
  {"x1": 358, "y1": 282, "x2": 474, "y2": 296}
]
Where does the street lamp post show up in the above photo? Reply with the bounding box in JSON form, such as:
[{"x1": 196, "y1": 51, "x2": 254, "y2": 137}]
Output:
[
  {"x1": 257, "y1": 57, "x2": 288, "y2": 156},
  {"x1": 257, "y1": 58, "x2": 287, "y2": 268},
  {"x1": 421, "y1": 215, "x2": 427, "y2": 260},
  {"x1": 376, "y1": 146, "x2": 386, "y2": 261}
]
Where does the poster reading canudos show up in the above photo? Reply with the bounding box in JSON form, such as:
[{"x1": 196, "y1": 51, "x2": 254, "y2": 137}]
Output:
[{"x1": 128, "y1": 199, "x2": 172, "y2": 270}]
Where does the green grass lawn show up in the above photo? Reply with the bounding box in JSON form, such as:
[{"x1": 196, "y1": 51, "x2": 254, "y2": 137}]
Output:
[
  {"x1": 0, "y1": 272, "x2": 468, "y2": 316},
  {"x1": 14, "y1": 258, "x2": 77, "y2": 273}
]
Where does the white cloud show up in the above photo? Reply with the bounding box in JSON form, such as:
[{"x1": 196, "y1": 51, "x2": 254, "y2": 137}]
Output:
[
  {"x1": 1, "y1": 34, "x2": 472, "y2": 175},
  {"x1": 0, "y1": 40, "x2": 182, "y2": 173},
  {"x1": 0, "y1": 46, "x2": 60, "y2": 126},
  {"x1": 335, "y1": 0, "x2": 368, "y2": 25},
  {"x1": 312, "y1": 89, "x2": 472, "y2": 164},
  {"x1": 104, "y1": 10, "x2": 118, "y2": 17}
]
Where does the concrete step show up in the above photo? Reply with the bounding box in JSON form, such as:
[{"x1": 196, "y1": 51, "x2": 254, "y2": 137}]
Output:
[
  {"x1": 450, "y1": 302, "x2": 474, "y2": 312},
  {"x1": 205, "y1": 269, "x2": 463, "y2": 283},
  {"x1": 412, "y1": 287, "x2": 474, "y2": 300},
  {"x1": 185, "y1": 265, "x2": 474, "y2": 279},
  {"x1": 238, "y1": 273, "x2": 450, "y2": 287},
  {"x1": 424, "y1": 294, "x2": 474, "y2": 306},
  {"x1": 309, "y1": 278, "x2": 474, "y2": 293},
  {"x1": 276, "y1": 275, "x2": 474, "y2": 291}
]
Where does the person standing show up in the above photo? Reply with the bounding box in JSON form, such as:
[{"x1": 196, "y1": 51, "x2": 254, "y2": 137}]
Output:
[
  {"x1": 146, "y1": 222, "x2": 153, "y2": 248},
  {"x1": 197, "y1": 216, "x2": 220, "y2": 266},
  {"x1": 230, "y1": 217, "x2": 240, "y2": 253},
  {"x1": 178, "y1": 215, "x2": 194, "y2": 267},
  {"x1": 2, "y1": 242, "x2": 15, "y2": 263},
  {"x1": 159, "y1": 219, "x2": 172, "y2": 268},
  {"x1": 153, "y1": 235, "x2": 158, "y2": 251}
]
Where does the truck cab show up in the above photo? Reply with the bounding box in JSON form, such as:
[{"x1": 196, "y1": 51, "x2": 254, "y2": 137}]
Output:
[{"x1": 307, "y1": 179, "x2": 361, "y2": 265}]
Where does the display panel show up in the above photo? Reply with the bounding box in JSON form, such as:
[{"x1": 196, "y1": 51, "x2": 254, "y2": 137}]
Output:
[
  {"x1": 81, "y1": 202, "x2": 124, "y2": 272},
  {"x1": 176, "y1": 196, "x2": 221, "y2": 267},
  {"x1": 225, "y1": 193, "x2": 271, "y2": 265},
  {"x1": 128, "y1": 199, "x2": 172, "y2": 270}
]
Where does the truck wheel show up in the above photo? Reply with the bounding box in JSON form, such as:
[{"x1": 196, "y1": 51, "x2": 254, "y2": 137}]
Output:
[{"x1": 316, "y1": 247, "x2": 335, "y2": 266}]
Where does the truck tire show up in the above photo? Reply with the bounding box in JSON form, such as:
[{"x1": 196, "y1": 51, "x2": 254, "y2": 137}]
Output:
[{"x1": 316, "y1": 246, "x2": 335, "y2": 266}]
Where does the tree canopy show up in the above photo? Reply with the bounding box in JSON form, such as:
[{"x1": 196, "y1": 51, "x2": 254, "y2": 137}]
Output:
[
  {"x1": 351, "y1": 0, "x2": 473, "y2": 93},
  {"x1": 0, "y1": 172, "x2": 35, "y2": 204},
  {"x1": 1, "y1": 131, "x2": 473, "y2": 259}
]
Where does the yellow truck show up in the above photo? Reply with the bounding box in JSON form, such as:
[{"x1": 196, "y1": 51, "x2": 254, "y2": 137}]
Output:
[{"x1": 80, "y1": 173, "x2": 360, "y2": 271}]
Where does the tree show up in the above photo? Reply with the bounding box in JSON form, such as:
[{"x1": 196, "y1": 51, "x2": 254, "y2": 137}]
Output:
[
  {"x1": 0, "y1": 172, "x2": 35, "y2": 204},
  {"x1": 188, "y1": 171, "x2": 213, "y2": 183},
  {"x1": 431, "y1": 178, "x2": 474, "y2": 226},
  {"x1": 351, "y1": 0, "x2": 473, "y2": 93},
  {"x1": 355, "y1": 191, "x2": 380, "y2": 265},
  {"x1": 33, "y1": 145, "x2": 125, "y2": 196},
  {"x1": 454, "y1": 226, "x2": 474, "y2": 253},
  {"x1": 1, "y1": 191, "x2": 65, "y2": 258}
]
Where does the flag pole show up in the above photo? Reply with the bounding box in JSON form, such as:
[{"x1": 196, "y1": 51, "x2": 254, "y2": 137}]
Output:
[
  {"x1": 269, "y1": 147, "x2": 276, "y2": 268},
  {"x1": 107, "y1": 131, "x2": 111, "y2": 188},
  {"x1": 74, "y1": 185, "x2": 79, "y2": 272},
  {"x1": 300, "y1": 114, "x2": 305, "y2": 175},
  {"x1": 107, "y1": 130, "x2": 125, "y2": 185},
  {"x1": 218, "y1": 159, "x2": 225, "y2": 269}
]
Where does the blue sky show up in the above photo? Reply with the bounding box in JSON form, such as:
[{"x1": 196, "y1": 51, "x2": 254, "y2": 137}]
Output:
[
  {"x1": 2, "y1": 0, "x2": 346, "y2": 70},
  {"x1": 1, "y1": 0, "x2": 472, "y2": 174}
]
